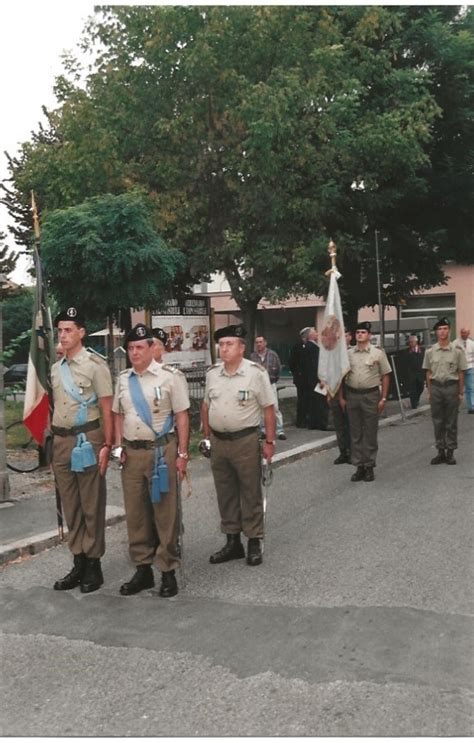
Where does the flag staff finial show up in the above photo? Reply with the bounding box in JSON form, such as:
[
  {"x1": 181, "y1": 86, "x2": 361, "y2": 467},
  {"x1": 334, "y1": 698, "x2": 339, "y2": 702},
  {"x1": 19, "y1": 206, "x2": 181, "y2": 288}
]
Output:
[{"x1": 325, "y1": 239, "x2": 338, "y2": 276}]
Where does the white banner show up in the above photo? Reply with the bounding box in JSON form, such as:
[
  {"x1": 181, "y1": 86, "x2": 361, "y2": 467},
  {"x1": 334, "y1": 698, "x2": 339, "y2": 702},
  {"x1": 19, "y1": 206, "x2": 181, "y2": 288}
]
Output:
[{"x1": 317, "y1": 270, "x2": 350, "y2": 398}]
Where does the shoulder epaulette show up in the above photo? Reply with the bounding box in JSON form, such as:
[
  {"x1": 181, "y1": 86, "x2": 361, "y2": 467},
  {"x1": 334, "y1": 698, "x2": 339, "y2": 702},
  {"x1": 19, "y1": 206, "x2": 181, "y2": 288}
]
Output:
[
  {"x1": 249, "y1": 360, "x2": 266, "y2": 372},
  {"x1": 162, "y1": 363, "x2": 183, "y2": 376},
  {"x1": 119, "y1": 368, "x2": 129, "y2": 376},
  {"x1": 207, "y1": 362, "x2": 221, "y2": 370},
  {"x1": 87, "y1": 351, "x2": 108, "y2": 366}
]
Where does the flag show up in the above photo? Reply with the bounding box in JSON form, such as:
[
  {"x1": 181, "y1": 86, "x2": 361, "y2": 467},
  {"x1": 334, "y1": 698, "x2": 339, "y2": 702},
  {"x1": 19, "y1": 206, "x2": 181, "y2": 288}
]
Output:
[
  {"x1": 317, "y1": 268, "x2": 350, "y2": 398},
  {"x1": 23, "y1": 243, "x2": 54, "y2": 445}
]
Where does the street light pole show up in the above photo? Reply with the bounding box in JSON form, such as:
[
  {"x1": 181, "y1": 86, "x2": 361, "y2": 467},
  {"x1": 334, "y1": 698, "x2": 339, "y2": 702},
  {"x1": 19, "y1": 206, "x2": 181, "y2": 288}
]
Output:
[{"x1": 374, "y1": 229, "x2": 385, "y2": 346}]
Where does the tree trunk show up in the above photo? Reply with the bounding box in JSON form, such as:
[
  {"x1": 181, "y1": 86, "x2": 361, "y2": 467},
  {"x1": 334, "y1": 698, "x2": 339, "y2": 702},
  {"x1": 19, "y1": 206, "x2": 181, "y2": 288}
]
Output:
[{"x1": 237, "y1": 300, "x2": 259, "y2": 358}]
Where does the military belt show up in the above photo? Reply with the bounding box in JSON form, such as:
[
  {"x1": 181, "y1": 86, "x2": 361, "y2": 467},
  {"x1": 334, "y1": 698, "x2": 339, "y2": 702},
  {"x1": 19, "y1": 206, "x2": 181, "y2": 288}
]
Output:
[
  {"x1": 52, "y1": 419, "x2": 100, "y2": 437},
  {"x1": 124, "y1": 433, "x2": 175, "y2": 450},
  {"x1": 431, "y1": 379, "x2": 458, "y2": 387},
  {"x1": 211, "y1": 426, "x2": 258, "y2": 441},
  {"x1": 346, "y1": 386, "x2": 379, "y2": 394}
]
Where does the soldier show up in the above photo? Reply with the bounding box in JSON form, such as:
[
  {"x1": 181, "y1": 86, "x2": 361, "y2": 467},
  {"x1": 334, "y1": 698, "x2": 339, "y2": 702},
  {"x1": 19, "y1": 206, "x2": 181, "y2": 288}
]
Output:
[
  {"x1": 423, "y1": 317, "x2": 467, "y2": 464},
  {"x1": 201, "y1": 324, "x2": 276, "y2": 567},
  {"x1": 152, "y1": 327, "x2": 168, "y2": 363},
  {"x1": 339, "y1": 321, "x2": 391, "y2": 482},
  {"x1": 51, "y1": 307, "x2": 113, "y2": 593},
  {"x1": 113, "y1": 324, "x2": 190, "y2": 597}
]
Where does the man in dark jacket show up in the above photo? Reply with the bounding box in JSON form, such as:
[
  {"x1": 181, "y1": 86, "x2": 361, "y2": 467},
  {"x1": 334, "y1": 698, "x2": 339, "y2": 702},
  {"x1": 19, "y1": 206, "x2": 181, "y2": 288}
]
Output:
[{"x1": 289, "y1": 327, "x2": 311, "y2": 427}]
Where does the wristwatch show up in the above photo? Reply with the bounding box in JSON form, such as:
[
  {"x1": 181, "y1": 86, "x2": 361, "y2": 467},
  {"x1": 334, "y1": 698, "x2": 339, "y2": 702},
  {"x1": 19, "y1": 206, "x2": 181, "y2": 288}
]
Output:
[
  {"x1": 177, "y1": 451, "x2": 189, "y2": 460},
  {"x1": 266, "y1": 440, "x2": 276, "y2": 445}
]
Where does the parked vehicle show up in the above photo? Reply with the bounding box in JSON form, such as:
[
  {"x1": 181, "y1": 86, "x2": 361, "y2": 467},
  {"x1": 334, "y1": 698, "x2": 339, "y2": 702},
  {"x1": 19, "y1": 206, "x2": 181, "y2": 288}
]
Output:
[{"x1": 3, "y1": 363, "x2": 28, "y2": 385}]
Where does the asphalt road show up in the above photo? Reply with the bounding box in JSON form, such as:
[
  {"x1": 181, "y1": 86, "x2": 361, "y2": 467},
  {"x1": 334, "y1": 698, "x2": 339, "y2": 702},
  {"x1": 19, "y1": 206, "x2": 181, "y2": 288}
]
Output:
[{"x1": 1, "y1": 411, "x2": 473, "y2": 736}]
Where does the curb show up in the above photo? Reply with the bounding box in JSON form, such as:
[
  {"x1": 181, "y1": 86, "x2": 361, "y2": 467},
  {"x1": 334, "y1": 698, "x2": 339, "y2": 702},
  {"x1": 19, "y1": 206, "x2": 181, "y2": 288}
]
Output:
[
  {"x1": 0, "y1": 506, "x2": 126, "y2": 567},
  {"x1": 272, "y1": 403, "x2": 430, "y2": 469},
  {"x1": 1, "y1": 405, "x2": 430, "y2": 565}
]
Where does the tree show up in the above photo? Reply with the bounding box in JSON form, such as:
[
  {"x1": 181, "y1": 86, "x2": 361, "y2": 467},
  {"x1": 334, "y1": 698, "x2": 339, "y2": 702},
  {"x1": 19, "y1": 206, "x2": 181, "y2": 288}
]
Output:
[
  {"x1": 0, "y1": 231, "x2": 18, "y2": 277},
  {"x1": 2, "y1": 288, "x2": 34, "y2": 364},
  {"x1": 2, "y1": 6, "x2": 472, "y2": 336},
  {"x1": 40, "y1": 190, "x2": 183, "y2": 332}
]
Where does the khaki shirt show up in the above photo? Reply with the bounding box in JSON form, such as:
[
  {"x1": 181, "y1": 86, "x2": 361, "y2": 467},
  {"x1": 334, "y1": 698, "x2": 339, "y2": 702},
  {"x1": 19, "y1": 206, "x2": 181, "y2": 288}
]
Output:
[
  {"x1": 422, "y1": 342, "x2": 467, "y2": 381},
  {"x1": 51, "y1": 348, "x2": 113, "y2": 427},
  {"x1": 205, "y1": 358, "x2": 274, "y2": 433},
  {"x1": 345, "y1": 344, "x2": 392, "y2": 390},
  {"x1": 112, "y1": 361, "x2": 190, "y2": 441}
]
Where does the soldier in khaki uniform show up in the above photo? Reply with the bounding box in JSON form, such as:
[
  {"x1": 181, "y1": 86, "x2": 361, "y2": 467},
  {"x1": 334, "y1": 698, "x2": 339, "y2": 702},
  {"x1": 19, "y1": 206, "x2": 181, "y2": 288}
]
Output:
[
  {"x1": 152, "y1": 326, "x2": 168, "y2": 363},
  {"x1": 113, "y1": 324, "x2": 190, "y2": 597},
  {"x1": 423, "y1": 317, "x2": 467, "y2": 465},
  {"x1": 339, "y1": 321, "x2": 391, "y2": 482},
  {"x1": 51, "y1": 307, "x2": 113, "y2": 593},
  {"x1": 201, "y1": 324, "x2": 276, "y2": 567}
]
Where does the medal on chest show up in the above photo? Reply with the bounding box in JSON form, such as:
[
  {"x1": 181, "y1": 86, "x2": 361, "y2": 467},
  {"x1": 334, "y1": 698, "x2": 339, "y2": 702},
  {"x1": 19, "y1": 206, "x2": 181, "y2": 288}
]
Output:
[
  {"x1": 238, "y1": 389, "x2": 250, "y2": 406},
  {"x1": 154, "y1": 386, "x2": 162, "y2": 411}
]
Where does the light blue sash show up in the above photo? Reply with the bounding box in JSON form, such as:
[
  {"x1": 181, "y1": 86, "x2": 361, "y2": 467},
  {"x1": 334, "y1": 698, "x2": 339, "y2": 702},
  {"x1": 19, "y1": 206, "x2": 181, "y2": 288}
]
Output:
[
  {"x1": 59, "y1": 359, "x2": 98, "y2": 472},
  {"x1": 128, "y1": 372, "x2": 174, "y2": 503}
]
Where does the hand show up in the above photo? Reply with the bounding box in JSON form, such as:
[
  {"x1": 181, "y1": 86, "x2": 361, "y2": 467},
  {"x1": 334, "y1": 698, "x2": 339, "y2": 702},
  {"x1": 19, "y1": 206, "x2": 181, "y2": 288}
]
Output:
[
  {"x1": 377, "y1": 399, "x2": 386, "y2": 415},
  {"x1": 262, "y1": 441, "x2": 274, "y2": 462},
  {"x1": 98, "y1": 445, "x2": 111, "y2": 476},
  {"x1": 176, "y1": 456, "x2": 188, "y2": 479},
  {"x1": 340, "y1": 398, "x2": 347, "y2": 411}
]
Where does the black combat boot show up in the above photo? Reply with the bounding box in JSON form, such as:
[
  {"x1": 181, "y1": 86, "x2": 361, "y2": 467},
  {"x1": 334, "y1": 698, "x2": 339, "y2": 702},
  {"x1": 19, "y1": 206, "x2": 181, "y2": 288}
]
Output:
[
  {"x1": 445, "y1": 449, "x2": 456, "y2": 465},
  {"x1": 351, "y1": 466, "x2": 366, "y2": 482},
  {"x1": 364, "y1": 466, "x2": 375, "y2": 482},
  {"x1": 53, "y1": 553, "x2": 86, "y2": 591},
  {"x1": 431, "y1": 449, "x2": 446, "y2": 465},
  {"x1": 334, "y1": 451, "x2": 351, "y2": 465},
  {"x1": 120, "y1": 565, "x2": 155, "y2": 596},
  {"x1": 80, "y1": 558, "x2": 104, "y2": 594},
  {"x1": 247, "y1": 537, "x2": 263, "y2": 566},
  {"x1": 159, "y1": 569, "x2": 178, "y2": 598},
  {"x1": 209, "y1": 534, "x2": 245, "y2": 564}
]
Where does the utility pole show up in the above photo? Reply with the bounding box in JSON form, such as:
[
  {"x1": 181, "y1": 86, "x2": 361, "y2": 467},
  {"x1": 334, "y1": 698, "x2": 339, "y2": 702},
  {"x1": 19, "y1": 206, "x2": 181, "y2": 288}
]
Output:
[
  {"x1": 374, "y1": 230, "x2": 385, "y2": 346},
  {"x1": 0, "y1": 273, "x2": 11, "y2": 501}
]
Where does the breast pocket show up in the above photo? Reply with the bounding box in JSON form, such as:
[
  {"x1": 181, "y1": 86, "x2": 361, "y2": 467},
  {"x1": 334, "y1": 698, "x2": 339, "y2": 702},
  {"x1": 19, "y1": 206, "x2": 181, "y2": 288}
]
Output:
[
  {"x1": 208, "y1": 388, "x2": 221, "y2": 407},
  {"x1": 74, "y1": 370, "x2": 95, "y2": 399}
]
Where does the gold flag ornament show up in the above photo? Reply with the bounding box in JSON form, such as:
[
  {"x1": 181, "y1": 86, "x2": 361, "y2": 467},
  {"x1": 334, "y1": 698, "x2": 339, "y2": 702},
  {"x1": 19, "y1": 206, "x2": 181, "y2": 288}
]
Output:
[{"x1": 317, "y1": 240, "x2": 350, "y2": 398}]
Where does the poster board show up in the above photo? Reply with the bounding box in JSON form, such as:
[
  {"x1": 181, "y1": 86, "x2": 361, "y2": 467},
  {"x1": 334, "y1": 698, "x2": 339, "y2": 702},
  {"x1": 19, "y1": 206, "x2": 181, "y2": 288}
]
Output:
[{"x1": 151, "y1": 296, "x2": 212, "y2": 369}]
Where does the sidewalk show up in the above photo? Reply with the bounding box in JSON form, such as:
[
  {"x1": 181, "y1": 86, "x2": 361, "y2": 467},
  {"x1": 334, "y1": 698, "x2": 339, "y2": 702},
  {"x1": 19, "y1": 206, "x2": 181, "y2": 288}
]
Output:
[{"x1": 0, "y1": 398, "x2": 429, "y2": 566}]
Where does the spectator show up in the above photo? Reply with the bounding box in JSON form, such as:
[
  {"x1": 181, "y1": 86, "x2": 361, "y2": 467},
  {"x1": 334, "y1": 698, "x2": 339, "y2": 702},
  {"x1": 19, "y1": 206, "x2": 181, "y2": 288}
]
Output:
[
  {"x1": 251, "y1": 336, "x2": 286, "y2": 440},
  {"x1": 404, "y1": 334, "x2": 425, "y2": 409},
  {"x1": 289, "y1": 327, "x2": 311, "y2": 427},
  {"x1": 455, "y1": 327, "x2": 474, "y2": 414}
]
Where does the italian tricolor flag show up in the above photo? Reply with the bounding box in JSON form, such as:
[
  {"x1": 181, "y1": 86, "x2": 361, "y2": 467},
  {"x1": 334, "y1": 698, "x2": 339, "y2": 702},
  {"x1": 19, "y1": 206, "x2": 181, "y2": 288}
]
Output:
[{"x1": 23, "y1": 246, "x2": 54, "y2": 445}]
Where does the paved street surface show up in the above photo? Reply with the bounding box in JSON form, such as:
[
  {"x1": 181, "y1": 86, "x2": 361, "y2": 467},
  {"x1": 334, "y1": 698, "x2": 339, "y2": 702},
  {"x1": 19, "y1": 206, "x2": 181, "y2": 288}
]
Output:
[{"x1": 1, "y1": 410, "x2": 473, "y2": 736}]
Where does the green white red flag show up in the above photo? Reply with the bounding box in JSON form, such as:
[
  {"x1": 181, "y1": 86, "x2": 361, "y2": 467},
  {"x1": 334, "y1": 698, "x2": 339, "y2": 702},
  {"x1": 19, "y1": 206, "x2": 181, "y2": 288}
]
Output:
[{"x1": 23, "y1": 243, "x2": 54, "y2": 445}]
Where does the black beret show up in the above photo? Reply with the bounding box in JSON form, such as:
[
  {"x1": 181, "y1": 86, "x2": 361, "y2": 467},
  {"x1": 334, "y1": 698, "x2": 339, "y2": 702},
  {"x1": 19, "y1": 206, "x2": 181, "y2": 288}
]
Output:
[
  {"x1": 355, "y1": 321, "x2": 372, "y2": 332},
  {"x1": 152, "y1": 327, "x2": 169, "y2": 345},
  {"x1": 214, "y1": 324, "x2": 247, "y2": 342},
  {"x1": 124, "y1": 323, "x2": 153, "y2": 348},
  {"x1": 433, "y1": 317, "x2": 450, "y2": 330},
  {"x1": 54, "y1": 307, "x2": 86, "y2": 328}
]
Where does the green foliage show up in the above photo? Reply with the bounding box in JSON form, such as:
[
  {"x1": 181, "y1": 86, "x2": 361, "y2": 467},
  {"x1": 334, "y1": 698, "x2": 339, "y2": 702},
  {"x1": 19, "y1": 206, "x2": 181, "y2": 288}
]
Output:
[
  {"x1": 1, "y1": 6, "x2": 472, "y2": 330},
  {"x1": 41, "y1": 190, "x2": 183, "y2": 325},
  {"x1": 0, "y1": 231, "x2": 19, "y2": 277},
  {"x1": 2, "y1": 290, "x2": 34, "y2": 364}
]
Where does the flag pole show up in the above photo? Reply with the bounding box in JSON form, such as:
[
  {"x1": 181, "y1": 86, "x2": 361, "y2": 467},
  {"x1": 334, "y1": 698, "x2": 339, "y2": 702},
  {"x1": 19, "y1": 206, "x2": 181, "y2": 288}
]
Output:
[{"x1": 30, "y1": 192, "x2": 64, "y2": 540}]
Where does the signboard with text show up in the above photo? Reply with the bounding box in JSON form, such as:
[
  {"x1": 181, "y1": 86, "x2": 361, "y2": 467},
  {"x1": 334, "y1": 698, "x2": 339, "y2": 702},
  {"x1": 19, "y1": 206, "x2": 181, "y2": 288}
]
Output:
[{"x1": 151, "y1": 296, "x2": 212, "y2": 369}]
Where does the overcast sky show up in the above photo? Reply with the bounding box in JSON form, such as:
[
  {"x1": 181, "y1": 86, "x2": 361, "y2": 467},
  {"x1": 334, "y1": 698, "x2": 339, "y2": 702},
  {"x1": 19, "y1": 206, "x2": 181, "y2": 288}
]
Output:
[
  {"x1": 1, "y1": 0, "x2": 458, "y2": 286},
  {"x1": 0, "y1": 2, "x2": 96, "y2": 283}
]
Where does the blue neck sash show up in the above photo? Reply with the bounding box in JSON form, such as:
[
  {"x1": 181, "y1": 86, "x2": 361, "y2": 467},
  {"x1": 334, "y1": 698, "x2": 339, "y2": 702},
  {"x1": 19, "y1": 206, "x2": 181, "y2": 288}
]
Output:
[
  {"x1": 128, "y1": 371, "x2": 174, "y2": 502},
  {"x1": 59, "y1": 358, "x2": 98, "y2": 472}
]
